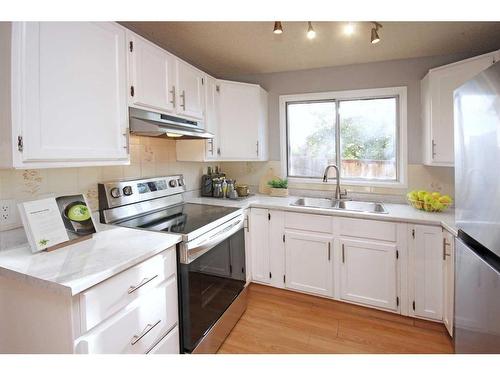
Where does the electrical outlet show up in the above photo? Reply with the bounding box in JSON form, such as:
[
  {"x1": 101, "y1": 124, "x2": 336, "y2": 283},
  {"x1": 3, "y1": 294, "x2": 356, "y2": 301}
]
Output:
[{"x1": 0, "y1": 200, "x2": 21, "y2": 231}]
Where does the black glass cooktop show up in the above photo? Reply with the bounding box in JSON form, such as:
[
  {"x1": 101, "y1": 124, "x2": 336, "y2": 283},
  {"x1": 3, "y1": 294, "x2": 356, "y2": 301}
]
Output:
[{"x1": 118, "y1": 203, "x2": 239, "y2": 234}]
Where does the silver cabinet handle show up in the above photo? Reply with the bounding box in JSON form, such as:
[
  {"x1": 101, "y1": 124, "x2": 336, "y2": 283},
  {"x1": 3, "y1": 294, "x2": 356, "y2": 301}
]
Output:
[
  {"x1": 431, "y1": 140, "x2": 437, "y2": 159},
  {"x1": 256, "y1": 141, "x2": 259, "y2": 156},
  {"x1": 328, "y1": 242, "x2": 331, "y2": 261},
  {"x1": 127, "y1": 274, "x2": 158, "y2": 294},
  {"x1": 342, "y1": 243, "x2": 345, "y2": 263},
  {"x1": 442, "y1": 238, "x2": 451, "y2": 260},
  {"x1": 208, "y1": 139, "x2": 214, "y2": 155},
  {"x1": 169, "y1": 85, "x2": 176, "y2": 108},
  {"x1": 180, "y1": 90, "x2": 186, "y2": 110},
  {"x1": 123, "y1": 127, "x2": 130, "y2": 153},
  {"x1": 130, "y1": 320, "x2": 161, "y2": 345}
]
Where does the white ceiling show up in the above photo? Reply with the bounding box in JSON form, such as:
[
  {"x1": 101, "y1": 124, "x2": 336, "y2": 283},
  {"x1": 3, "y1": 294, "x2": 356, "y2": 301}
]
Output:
[{"x1": 121, "y1": 21, "x2": 500, "y2": 77}]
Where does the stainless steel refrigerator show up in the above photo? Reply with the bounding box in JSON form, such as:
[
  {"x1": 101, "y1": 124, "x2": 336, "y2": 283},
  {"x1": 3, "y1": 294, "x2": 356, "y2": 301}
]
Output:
[{"x1": 454, "y1": 60, "x2": 500, "y2": 353}]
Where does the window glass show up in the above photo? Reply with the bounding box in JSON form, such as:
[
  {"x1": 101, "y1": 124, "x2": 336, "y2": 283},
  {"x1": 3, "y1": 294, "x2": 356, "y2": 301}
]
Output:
[
  {"x1": 287, "y1": 101, "x2": 336, "y2": 178},
  {"x1": 285, "y1": 95, "x2": 399, "y2": 182},
  {"x1": 339, "y1": 98, "x2": 397, "y2": 180}
]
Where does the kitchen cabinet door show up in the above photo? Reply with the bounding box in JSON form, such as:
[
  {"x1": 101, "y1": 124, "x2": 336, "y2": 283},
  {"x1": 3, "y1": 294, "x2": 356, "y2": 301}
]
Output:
[
  {"x1": 204, "y1": 76, "x2": 220, "y2": 160},
  {"x1": 12, "y1": 22, "x2": 129, "y2": 166},
  {"x1": 176, "y1": 60, "x2": 205, "y2": 120},
  {"x1": 249, "y1": 208, "x2": 271, "y2": 284},
  {"x1": 217, "y1": 80, "x2": 268, "y2": 161},
  {"x1": 422, "y1": 50, "x2": 499, "y2": 166},
  {"x1": 339, "y1": 239, "x2": 398, "y2": 311},
  {"x1": 284, "y1": 231, "x2": 333, "y2": 297},
  {"x1": 128, "y1": 32, "x2": 175, "y2": 114},
  {"x1": 409, "y1": 225, "x2": 444, "y2": 321},
  {"x1": 443, "y1": 230, "x2": 455, "y2": 336}
]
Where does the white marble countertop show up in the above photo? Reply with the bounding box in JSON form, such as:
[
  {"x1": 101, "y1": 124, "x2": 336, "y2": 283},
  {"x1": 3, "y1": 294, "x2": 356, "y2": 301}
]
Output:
[
  {"x1": 185, "y1": 194, "x2": 457, "y2": 236},
  {"x1": 0, "y1": 226, "x2": 182, "y2": 296}
]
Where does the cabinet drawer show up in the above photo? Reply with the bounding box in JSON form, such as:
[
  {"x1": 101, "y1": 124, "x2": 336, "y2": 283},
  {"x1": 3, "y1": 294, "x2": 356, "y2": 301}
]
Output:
[
  {"x1": 148, "y1": 326, "x2": 180, "y2": 354},
  {"x1": 80, "y1": 247, "x2": 176, "y2": 332},
  {"x1": 339, "y1": 218, "x2": 397, "y2": 242},
  {"x1": 75, "y1": 276, "x2": 178, "y2": 354},
  {"x1": 285, "y1": 212, "x2": 332, "y2": 234}
]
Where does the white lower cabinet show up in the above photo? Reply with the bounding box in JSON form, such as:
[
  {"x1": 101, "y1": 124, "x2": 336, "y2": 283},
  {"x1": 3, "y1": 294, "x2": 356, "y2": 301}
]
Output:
[
  {"x1": 249, "y1": 208, "x2": 285, "y2": 287},
  {"x1": 248, "y1": 208, "x2": 451, "y2": 326},
  {"x1": 443, "y1": 230, "x2": 455, "y2": 336},
  {"x1": 408, "y1": 224, "x2": 444, "y2": 321},
  {"x1": 249, "y1": 208, "x2": 271, "y2": 284},
  {"x1": 339, "y1": 239, "x2": 398, "y2": 311},
  {"x1": 75, "y1": 276, "x2": 178, "y2": 354},
  {"x1": 284, "y1": 231, "x2": 333, "y2": 297},
  {"x1": 148, "y1": 326, "x2": 180, "y2": 354}
]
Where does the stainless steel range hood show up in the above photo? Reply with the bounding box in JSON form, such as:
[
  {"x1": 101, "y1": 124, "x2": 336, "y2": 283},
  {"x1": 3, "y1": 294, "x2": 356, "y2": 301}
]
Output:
[{"x1": 129, "y1": 108, "x2": 214, "y2": 139}]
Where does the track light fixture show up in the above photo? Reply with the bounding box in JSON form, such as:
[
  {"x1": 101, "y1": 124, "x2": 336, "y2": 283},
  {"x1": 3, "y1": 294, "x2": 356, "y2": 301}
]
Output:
[
  {"x1": 371, "y1": 22, "x2": 382, "y2": 44},
  {"x1": 307, "y1": 21, "x2": 316, "y2": 39},
  {"x1": 273, "y1": 21, "x2": 283, "y2": 34}
]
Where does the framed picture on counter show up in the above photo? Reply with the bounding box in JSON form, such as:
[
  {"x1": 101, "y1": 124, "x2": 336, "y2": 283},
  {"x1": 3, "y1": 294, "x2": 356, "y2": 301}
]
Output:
[{"x1": 18, "y1": 194, "x2": 98, "y2": 253}]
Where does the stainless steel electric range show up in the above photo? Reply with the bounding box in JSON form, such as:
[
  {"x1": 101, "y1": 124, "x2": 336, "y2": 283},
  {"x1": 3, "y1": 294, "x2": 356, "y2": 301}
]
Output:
[{"x1": 98, "y1": 175, "x2": 247, "y2": 354}]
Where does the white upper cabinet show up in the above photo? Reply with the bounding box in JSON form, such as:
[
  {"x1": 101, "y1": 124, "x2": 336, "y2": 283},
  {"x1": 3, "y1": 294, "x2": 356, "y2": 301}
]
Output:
[
  {"x1": 218, "y1": 80, "x2": 268, "y2": 161},
  {"x1": 339, "y1": 239, "x2": 398, "y2": 311},
  {"x1": 128, "y1": 32, "x2": 175, "y2": 114},
  {"x1": 204, "y1": 76, "x2": 220, "y2": 160},
  {"x1": 408, "y1": 224, "x2": 444, "y2": 321},
  {"x1": 421, "y1": 50, "x2": 499, "y2": 166},
  {"x1": 1, "y1": 22, "x2": 130, "y2": 168},
  {"x1": 176, "y1": 60, "x2": 205, "y2": 120},
  {"x1": 176, "y1": 79, "x2": 269, "y2": 162}
]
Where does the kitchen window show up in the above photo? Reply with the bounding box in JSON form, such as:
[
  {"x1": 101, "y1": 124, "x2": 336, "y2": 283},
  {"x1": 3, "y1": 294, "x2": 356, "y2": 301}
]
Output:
[{"x1": 280, "y1": 87, "x2": 407, "y2": 187}]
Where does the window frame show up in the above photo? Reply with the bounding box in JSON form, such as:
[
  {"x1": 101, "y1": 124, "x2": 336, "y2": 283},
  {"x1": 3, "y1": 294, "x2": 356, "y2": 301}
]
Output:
[{"x1": 279, "y1": 86, "x2": 408, "y2": 188}]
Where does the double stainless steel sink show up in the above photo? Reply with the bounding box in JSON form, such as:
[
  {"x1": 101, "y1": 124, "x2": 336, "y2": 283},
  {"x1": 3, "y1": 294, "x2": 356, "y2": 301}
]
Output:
[{"x1": 290, "y1": 197, "x2": 388, "y2": 214}]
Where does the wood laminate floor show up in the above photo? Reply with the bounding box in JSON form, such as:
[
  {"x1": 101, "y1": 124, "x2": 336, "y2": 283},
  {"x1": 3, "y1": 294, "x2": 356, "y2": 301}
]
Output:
[{"x1": 218, "y1": 283, "x2": 454, "y2": 354}]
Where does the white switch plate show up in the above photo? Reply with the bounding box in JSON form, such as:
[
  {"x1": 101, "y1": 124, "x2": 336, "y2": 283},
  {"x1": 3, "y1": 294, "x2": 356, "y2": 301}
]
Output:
[{"x1": 0, "y1": 200, "x2": 21, "y2": 231}]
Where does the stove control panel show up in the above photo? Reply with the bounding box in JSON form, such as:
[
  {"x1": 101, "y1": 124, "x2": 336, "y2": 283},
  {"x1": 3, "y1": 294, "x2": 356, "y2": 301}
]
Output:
[{"x1": 98, "y1": 175, "x2": 186, "y2": 210}]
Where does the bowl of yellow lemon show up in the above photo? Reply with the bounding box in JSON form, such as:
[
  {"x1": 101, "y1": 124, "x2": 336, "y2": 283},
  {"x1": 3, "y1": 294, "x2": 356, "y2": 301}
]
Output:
[{"x1": 406, "y1": 190, "x2": 453, "y2": 213}]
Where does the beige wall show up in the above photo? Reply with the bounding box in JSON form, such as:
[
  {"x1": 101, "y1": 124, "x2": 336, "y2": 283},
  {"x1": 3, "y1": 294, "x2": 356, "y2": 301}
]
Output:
[{"x1": 0, "y1": 136, "x2": 212, "y2": 212}]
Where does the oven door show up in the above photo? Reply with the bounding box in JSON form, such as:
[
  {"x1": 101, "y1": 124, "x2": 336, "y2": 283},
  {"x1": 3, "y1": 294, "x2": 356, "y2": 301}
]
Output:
[{"x1": 179, "y1": 218, "x2": 246, "y2": 353}]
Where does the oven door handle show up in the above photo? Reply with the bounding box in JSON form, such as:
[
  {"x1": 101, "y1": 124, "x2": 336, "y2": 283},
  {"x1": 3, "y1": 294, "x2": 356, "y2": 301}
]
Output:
[{"x1": 181, "y1": 218, "x2": 244, "y2": 264}]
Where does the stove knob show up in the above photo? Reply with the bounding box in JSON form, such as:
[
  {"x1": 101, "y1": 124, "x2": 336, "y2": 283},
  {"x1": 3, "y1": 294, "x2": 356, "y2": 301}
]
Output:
[
  {"x1": 169, "y1": 180, "x2": 178, "y2": 188},
  {"x1": 122, "y1": 186, "x2": 133, "y2": 196},
  {"x1": 110, "y1": 187, "x2": 121, "y2": 198},
  {"x1": 178, "y1": 178, "x2": 184, "y2": 186}
]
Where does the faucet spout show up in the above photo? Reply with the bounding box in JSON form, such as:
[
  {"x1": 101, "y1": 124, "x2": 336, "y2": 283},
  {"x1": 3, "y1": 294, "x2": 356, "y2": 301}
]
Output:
[{"x1": 323, "y1": 164, "x2": 345, "y2": 201}]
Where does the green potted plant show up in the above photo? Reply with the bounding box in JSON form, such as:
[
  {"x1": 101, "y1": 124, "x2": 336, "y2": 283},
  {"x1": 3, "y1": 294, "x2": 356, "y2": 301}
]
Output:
[{"x1": 267, "y1": 178, "x2": 289, "y2": 197}]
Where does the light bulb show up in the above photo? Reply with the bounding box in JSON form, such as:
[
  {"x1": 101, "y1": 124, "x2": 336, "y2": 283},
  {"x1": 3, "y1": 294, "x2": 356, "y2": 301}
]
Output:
[
  {"x1": 273, "y1": 21, "x2": 283, "y2": 34},
  {"x1": 307, "y1": 22, "x2": 316, "y2": 39},
  {"x1": 166, "y1": 133, "x2": 183, "y2": 138},
  {"x1": 344, "y1": 23, "x2": 355, "y2": 36}
]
